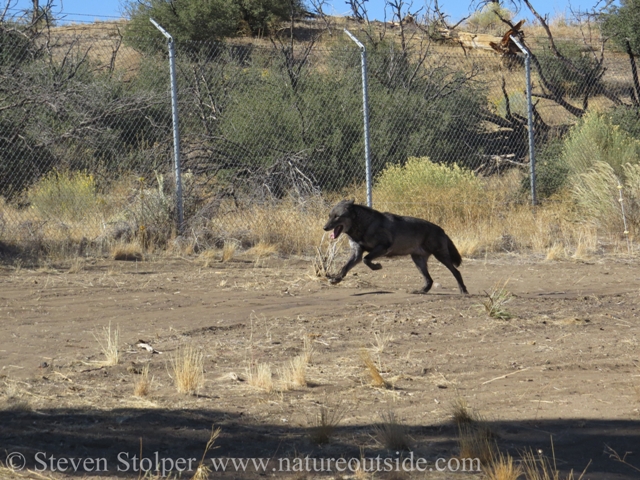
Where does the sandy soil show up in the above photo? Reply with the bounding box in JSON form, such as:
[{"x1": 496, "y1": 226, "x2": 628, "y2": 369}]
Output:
[{"x1": 0, "y1": 253, "x2": 639, "y2": 479}]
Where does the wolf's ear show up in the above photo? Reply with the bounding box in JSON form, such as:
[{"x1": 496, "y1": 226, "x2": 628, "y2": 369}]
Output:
[{"x1": 347, "y1": 199, "x2": 355, "y2": 205}]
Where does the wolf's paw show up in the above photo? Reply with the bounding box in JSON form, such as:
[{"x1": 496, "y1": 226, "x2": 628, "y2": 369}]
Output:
[
  {"x1": 411, "y1": 289, "x2": 429, "y2": 295},
  {"x1": 328, "y1": 276, "x2": 343, "y2": 285},
  {"x1": 368, "y1": 263, "x2": 382, "y2": 271}
]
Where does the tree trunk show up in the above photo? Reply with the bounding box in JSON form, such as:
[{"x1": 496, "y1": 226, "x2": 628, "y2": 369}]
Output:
[{"x1": 626, "y1": 39, "x2": 640, "y2": 107}]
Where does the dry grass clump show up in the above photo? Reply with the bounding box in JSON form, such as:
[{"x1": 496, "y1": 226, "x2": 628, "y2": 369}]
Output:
[
  {"x1": 247, "y1": 362, "x2": 274, "y2": 393},
  {"x1": 111, "y1": 241, "x2": 144, "y2": 261},
  {"x1": 371, "y1": 327, "x2": 393, "y2": 355},
  {"x1": 359, "y1": 348, "x2": 389, "y2": 388},
  {"x1": 199, "y1": 248, "x2": 219, "y2": 267},
  {"x1": 484, "y1": 450, "x2": 522, "y2": 480},
  {"x1": 374, "y1": 410, "x2": 410, "y2": 451},
  {"x1": 374, "y1": 157, "x2": 486, "y2": 219},
  {"x1": 221, "y1": 240, "x2": 238, "y2": 262},
  {"x1": 245, "y1": 241, "x2": 278, "y2": 259},
  {"x1": 546, "y1": 243, "x2": 566, "y2": 261},
  {"x1": 280, "y1": 355, "x2": 308, "y2": 390},
  {"x1": 309, "y1": 405, "x2": 344, "y2": 445},
  {"x1": 27, "y1": 169, "x2": 100, "y2": 222},
  {"x1": 169, "y1": 344, "x2": 205, "y2": 395},
  {"x1": 193, "y1": 425, "x2": 222, "y2": 480},
  {"x1": 312, "y1": 232, "x2": 348, "y2": 278},
  {"x1": 452, "y1": 398, "x2": 494, "y2": 465},
  {"x1": 1, "y1": 382, "x2": 32, "y2": 412},
  {"x1": 209, "y1": 197, "x2": 327, "y2": 255},
  {"x1": 93, "y1": 322, "x2": 120, "y2": 366},
  {"x1": 302, "y1": 335, "x2": 314, "y2": 364},
  {"x1": 133, "y1": 364, "x2": 152, "y2": 397},
  {"x1": 452, "y1": 397, "x2": 476, "y2": 425},
  {"x1": 521, "y1": 445, "x2": 590, "y2": 480},
  {"x1": 481, "y1": 280, "x2": 514, "y2": 320}
]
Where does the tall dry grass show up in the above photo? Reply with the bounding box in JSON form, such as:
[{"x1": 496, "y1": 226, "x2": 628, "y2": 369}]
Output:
[
  {"x1": 452, "y1": 398, "x2": 494, "y2": 465},
  {"x1": 0, "y1": 172, "x2": 170, "y2": 261},
  {"x1": 169, "y1": 344, "x2": 205, "y2": 395},
  {"x1": 2, "y1": 154, "x2": 638, "y2": 262},
  {"x1": 364, "y1": 157, "x2": 633, "y2": 257},
  {"x1": 246, "y1": 362, "x2": 274, "y2": 393},
  {"x1": 93, "y1": 322, "x2": 120, "y2": 366},
  {"x1": 208, "y1": 196, "x2": 329, "y2": 255},
  {"x1": 374, "y1": 410, "x2": 410, "y2": 451}
]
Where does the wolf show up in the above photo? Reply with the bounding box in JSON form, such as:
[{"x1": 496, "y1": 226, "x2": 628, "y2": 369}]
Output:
[{"x1": 323, "y1": 200, "x2": 468, "y2": 294}]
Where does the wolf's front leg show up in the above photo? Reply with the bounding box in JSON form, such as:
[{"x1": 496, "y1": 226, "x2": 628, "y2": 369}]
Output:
[
  {"x1": 363, "y1": 244, "x2": 389, "y2": 271},
  {"x1": 329, "y1": 239, "x2": 363, "y2": 284}
]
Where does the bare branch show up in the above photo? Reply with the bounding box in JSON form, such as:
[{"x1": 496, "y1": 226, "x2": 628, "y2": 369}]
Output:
[{"x1": 346, "y1": 0, "x2": 370, "y2": 23}]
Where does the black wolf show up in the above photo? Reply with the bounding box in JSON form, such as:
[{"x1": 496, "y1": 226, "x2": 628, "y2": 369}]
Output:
[{"x1": 323, "y1": 200, "x2": 468, "y2": 294}]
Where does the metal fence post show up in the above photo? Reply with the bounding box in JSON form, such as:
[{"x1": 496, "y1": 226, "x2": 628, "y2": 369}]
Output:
[
  {"x1": 150, "y1": 18, "x2": 184, "y2": 232},
  {"x1": 344, "y1": 29, "x2": 372, "y2": 208},
  {"x1": 510, "y1": 35, "x2": 537, "y2": 206}
]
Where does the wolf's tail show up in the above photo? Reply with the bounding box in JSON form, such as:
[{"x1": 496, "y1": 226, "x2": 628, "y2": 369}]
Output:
[{"x1": 447, "y1": 237, "x2": 462, "y2": 267}]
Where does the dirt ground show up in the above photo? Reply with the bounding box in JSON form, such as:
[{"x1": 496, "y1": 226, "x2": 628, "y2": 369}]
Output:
[{"x1": 1, "y1": 252, "x2": 639, "y2": 479}]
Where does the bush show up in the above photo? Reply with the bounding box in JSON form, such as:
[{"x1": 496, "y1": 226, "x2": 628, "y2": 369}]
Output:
[
  {"x1": 569, "y1": 161, "x2": 640, "y2": 233},
  {"x1": 601, "y1": 0, "x2": 640, "y2": 55},
  {"x1": 610, "y1": 105, "x2": 640, "y2": 140},
  {"x1": 524, "y1": 140, "x2": 569, "y2": 199},
  {"x1": 534, "y1": 42, "x2": 605, "y2": 99},
  {"x1": 124, "y1": 0, "x2": 240, "y2": 45},
  {"x1": 366, "y1": 41, "x2": 488, "y2": 173},
  {"x1": 561, "y1": 111, "x2": 640, "y2": 179},
  {"x1": 123, "y1": 0, "x2": 303, "y2": 47},
  {"x1": 27, "y1": 170, "x2": 100, "y2": 221},
  {"x1": 466, "y1": 4, "x2": 513, "y2": 32},
  {"x1": 373, "y1": 157, "x2": 484, "y2": 224}
]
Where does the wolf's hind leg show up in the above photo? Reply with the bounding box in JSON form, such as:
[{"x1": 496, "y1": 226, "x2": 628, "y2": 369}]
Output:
[
  {"x1": 433, "y1": 252, "x2": 468, "y2": 294},
  {"x1": 411, "y1": 254, "x2": 433, "y2": 294}
]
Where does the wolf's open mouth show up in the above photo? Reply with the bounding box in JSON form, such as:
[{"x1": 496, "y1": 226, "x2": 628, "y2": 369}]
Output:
[{"x1": 330, "y1": 225, "x2": 343, "y2": 239}]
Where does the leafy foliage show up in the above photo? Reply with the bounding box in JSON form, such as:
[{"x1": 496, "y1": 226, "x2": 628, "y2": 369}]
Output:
[
  {"x1": 534, "y1": 41, "x2": 605, "y2": 98},
  {"x1": 561, "y1": 112, "x2": 640, "y2": 179},
  {"x1": 0, "y1": 21, "x2": 42, "y2": 67},
  {"x1": 374, "y1": 157, "x2": 485, "y2": 224},
  {"x1": 466, "y1": 3, "x2": 513, "y2": 32},
  {"x1": 124, "y1": 0, "x2": 241, "y2": 45},
  {"x1": 525, "y1": 140, "x2": 569, "y2": 199},
  {"x1": 610, "y1": 105, "x2": 640, "y2": 140},
  {"x1": 601, "y1": 0, "x2": 640, "y2": 55},
  {"x1": 27, "y1": 170, "x2": 99, "y2": 221},
  {"x1": 123, "y1": 0, "x2": 304, "y2": 47}
]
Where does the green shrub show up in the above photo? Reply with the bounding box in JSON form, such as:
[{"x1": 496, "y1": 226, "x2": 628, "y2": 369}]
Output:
[
  {"x1": 568, "y1": 160, "x2": 640, "y2": 234},
  {"x1": 27, "y1": 170, "x2": 100, "y2": 221},
  {"x1": 466, "y1": 4, "x2": 513, "y2": 32},
  {"x1": 123, "y1": 0, "x2": 303, "y2": 47},
  {"x1": 561, "y1": 111, "x2": 640, "y2": 179},
  {"x1": 610, "y1": 105, "x2": 640, "y2": 140},
  {"x1": 535, "y1": 42, "x2": 604, "y2": 99},
  {"x1": 374, "y1": 157, "x2": 484, "y2": 224},
  {"x1": 571, "y1": 161, "x2": 620, "y2": 230},
  {"x1": 600, "y1": 0, "x2": 640, "y2": 56},
  {"x1": 525, "y1": 140, "x2": 569, "y2": 199}
]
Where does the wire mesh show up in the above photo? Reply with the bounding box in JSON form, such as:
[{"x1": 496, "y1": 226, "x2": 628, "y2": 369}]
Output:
[{"x1": 0, "y1": 24, "x2": 638, "y2": 254}]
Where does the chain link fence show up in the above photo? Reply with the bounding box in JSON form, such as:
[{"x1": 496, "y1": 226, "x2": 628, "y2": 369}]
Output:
[{"x1": 0, "y1": 22, "x2": 638, "y2": 256}]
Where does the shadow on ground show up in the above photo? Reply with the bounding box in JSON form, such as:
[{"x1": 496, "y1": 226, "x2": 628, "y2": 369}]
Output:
[{"x1": 1, "y1": 408, "x2": 638, "y2": 478}]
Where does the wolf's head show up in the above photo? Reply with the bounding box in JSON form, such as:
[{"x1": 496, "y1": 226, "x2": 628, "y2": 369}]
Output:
[{"x1": 323, "y1": 200, "x2": 355, "y2": 239}]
